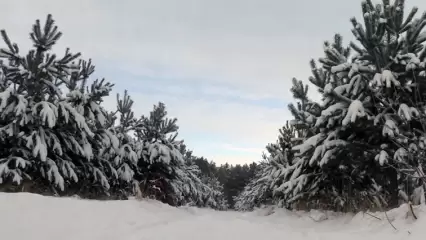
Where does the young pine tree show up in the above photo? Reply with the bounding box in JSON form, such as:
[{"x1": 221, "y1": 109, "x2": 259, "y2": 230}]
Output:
[
  {"x1": 0, "y1": 15, "x2": 119, "y2": 196},
  {"x1": 277, "y1": 0, "x2": 426, "y2": 211},
  {"x1": 234, "y1": 121, "x2": 297, "y2": 211}
]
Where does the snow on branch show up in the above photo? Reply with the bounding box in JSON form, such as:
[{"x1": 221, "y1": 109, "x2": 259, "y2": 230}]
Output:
[{"x1": 342, "y1": 100, "x2": 365, "y2": 126}]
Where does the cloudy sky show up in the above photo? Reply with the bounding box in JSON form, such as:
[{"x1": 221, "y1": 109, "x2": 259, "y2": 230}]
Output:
[{"x1": 1, "y1": 0, "x2": 425, "y2": 165}]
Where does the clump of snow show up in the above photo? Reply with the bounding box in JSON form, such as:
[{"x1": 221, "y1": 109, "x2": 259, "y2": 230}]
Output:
[
  {"x1": 1, "y1": 193, "x2": 426, "y2": 240},
  {"x1": 331, "y1": 62, "x2": 351, "y2": 73},
  {"x1": 323, "y1": 83, "x2": 333, "y2": 94},
  {"x1": 372, "y1": 70, "x2": 400, "y2": 88},
  {"x1": 383, "y1": 119, "x2": 399, "y2": 138},
  {"x1": 375, "y1": 150, "x2": 389, "y2": 166},
  {"x1": 398, "y1": 104, "x2": 419, "y2": 121},
  {"x1": 342, "y1": 100, "x2": 365, "y2": 126}
]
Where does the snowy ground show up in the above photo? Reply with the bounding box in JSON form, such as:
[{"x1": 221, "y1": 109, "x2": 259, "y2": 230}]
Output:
[{"x1": 0, "y1": 193, "x2": 424, "y2": 240}]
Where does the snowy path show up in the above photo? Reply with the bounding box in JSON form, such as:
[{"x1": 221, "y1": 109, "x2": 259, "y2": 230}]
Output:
[{"x1": 0, "y1": 193, "x2": 424, "y2": 240}]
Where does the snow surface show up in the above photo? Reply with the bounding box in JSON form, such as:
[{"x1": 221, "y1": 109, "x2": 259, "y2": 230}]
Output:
[{"x1": 1, "y1": 193, "x2": 425, "y2": 240}]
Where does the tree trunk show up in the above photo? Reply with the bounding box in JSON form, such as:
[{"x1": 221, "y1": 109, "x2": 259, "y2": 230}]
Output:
[{"x1": 387, "y1": 166, "x2": 399, "y2": 209}]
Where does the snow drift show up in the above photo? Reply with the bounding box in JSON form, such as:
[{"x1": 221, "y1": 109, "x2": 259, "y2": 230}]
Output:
[{"x1": 0, "y1": 193, "x2": 424, "y2": 240}]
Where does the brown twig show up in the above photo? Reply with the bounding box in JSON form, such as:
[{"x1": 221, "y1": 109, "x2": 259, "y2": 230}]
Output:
[
  {"x1": 365, "y1": 212, "x2": 382, "y2": 220},
  {"x1": 384, "y1": 210, "x2": 398, "y2": 231},
  {"x1": 409, "y1": 201, "x2": 418, "y2": 220}
]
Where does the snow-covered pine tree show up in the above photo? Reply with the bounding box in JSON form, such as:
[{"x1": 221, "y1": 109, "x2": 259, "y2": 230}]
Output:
[
  {"x1": 64, "y1": 63, "x2": 120, "y2": 198},
  {"x1": 276, "y1": 0, "x2": 426, "y2": 211},
  {"x1": 234, "y1": 121, "x2": 297, "y2": 211},
  {"x1": 0, "y1": 15, "x2": 119, "y2": 196},
  {"x1": 199, "y1": 175, "x2": 228, "y2": 210},
  {"x1": 179, "y1": 145, "x2": 228, "y2": 210},
  {"x1": 233, "y1": 160, "x2": 274, "y2": 211},
  {"x1": 113, "y1": 100, "x2": 226, "y2": 208},
  {"x1": 130, "y1": 102, "x2": 185, "y2": 204},
  {"x1": 99, "y1": 90, "x2": 141, "y2": 199},
  {"x1": 274, "y1": 36, "x2": 372, "y2": 211},
  {"x1": 335, "y1": 0, "x2": 426, "y2": 207}
]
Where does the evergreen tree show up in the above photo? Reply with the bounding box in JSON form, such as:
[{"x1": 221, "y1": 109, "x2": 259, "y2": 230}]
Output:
[
  {"x1": 178, "y1": 143, "x2": 228, "y2": 209},
  {"x1": 105, "y1": 94, "x2": 228, "y2": 209},
  {"x1": 275, "y1": 0, "x2": 426, "y2": 211},
  {"x1": 99, "y1": 90, "x2": 140, "y2": 199},
  {"x1": 0, "y1": 15, "x2": 118, "y2": 196},
  {"x1": 234, "y1": 122, "x2": 296, "y2": 210},
  {"x1": 131, "y1": 102, "x2": 190, "y2": 204},
  {"x1": 0, "y1": 15, "x2": 230, "y2": 210}
]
